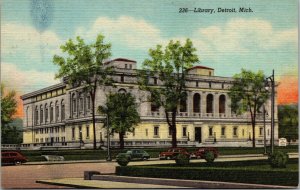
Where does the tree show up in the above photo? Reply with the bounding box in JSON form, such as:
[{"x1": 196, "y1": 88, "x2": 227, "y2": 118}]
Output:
[
  {"x1": 138, "y1": 39, "x2": 199, "y2": 147},
  {"x1": 98, "y1": 92, "x2": 140, "y2": 149},
  {"x1": 1, "y1": 83, "x2": 17, "y2": 126},
  {"x1": 278, "y1": 104, "x2": 298, "y2": 143},
  {"x1": 1, "y1": 83, "x2": 23, "y2": 144},
  {"x1": 228, "y1": 69, "x2": 269, "y2": 148},
  {"x1": 53, "y1": 34, "x2": 114, "y2": 149}
]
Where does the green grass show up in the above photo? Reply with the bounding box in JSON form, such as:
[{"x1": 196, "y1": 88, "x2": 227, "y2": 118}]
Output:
[
  {"x1": 116, "y1": 158, "x2": 299, "y2": 186},
  {"x1": 20, "y1": 145, "x2": 298, "y2": 162}
]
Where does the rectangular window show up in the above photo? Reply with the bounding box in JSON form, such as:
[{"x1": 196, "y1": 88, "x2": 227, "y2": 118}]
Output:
[
  {"x1": 209, "y1": 82, "x2": 212, "y2": 88},
  {"x1": 72, "y1": 127, "x2": 75, "y2": 139},
  {"x1": 154, "y1": 126, "x2": 159, "y2": 137},
  {"x1": 154, "y1": 77, "x2": 157, "y2": 85},
  {"x1": 86, "y1": 126, "x2": 90, "y2": 138},
  {"x1": 129, "y1": 64, "x2": 132, "y2": 69},
  {"x1": 132, "y1": 128, "x2": 135, "y2": 136},
  {"x1": 87, "y1": 97, "x2": 91, "y2": 110},
  {"x1": 145, "y1": 129, "x2": 148, "y2": 136},
  {"x1": 196, "y1": 81, "x2": 199, "y2": 87},
  {"x1": 182, "y1": 126, "x2": 187, "y2": 137},
  {"x1": 259, "y1": 127, "x2": 263, "y2": 136},
  {"x1": 40, "y1": 138, "x2": 43, "y2": 143},
  {"x1": 121, "y1": 75, "x2": 124, "y2": 82},
  {"x1": 209, "y1": 127, "x2": 213, "y2": 136},
  {"x1": 221, "y1": 126, "x2": 225, "y2": 136},
  {"x1": 168, "y1": 127, "x2": 172, "y2": 136},
  {"x1": 79, "y1": 126, "x2": 82, "y2": 139},
  {"x1": 125, "y1": 64, "x2": 128, "y2": 69},
  {"x1": 233, "y1": 127, "x2": 238, "y2": 136}
]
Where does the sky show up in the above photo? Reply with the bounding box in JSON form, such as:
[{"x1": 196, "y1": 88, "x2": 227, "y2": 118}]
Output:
[{"x1": 1, "y1": 0, "x2": 298, "y2": 118}]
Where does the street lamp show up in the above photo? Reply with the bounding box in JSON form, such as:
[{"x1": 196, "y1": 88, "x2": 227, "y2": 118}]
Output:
[
  {"x1": 265, "y1": 69, "x2": 275, "y2": 154},
  {"x1": 106, "y1": 114, "x2": 112, "y2": 161},
  {"x1": 263, "y1": 105, "x2": 268, "y2": 155}
]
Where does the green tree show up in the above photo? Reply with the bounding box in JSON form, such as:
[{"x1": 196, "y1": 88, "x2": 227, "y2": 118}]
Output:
[
  {"x1": 1, "y1": 83, "x2": 23, "y2": 144},
  {"x1": 98, "y1": 92, "x2": 140, "y2": 149},
  {"x1": 1, "y1": 83, "x2": 17, "y2": 126},
  {"x1": 138, "y1": 39, "x2": 199, "y2": 147},
  {"x1": 229, "y1": 69, "x2": 269, "y2": 147},
  {"x1": 278, "y1": 105, "x2": 298, "y2": 143},
  {"x1": 53, "y1": 34, "x2": 114, "y2": 149}
]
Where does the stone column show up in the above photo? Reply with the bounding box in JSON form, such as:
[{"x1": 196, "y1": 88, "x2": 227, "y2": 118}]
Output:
[
  {"x1": 214, "y1": 93, "x2": 219, "y2": 117},
  {"x1": 200, "y1": 92, "x2": 206, "y2": 116}
]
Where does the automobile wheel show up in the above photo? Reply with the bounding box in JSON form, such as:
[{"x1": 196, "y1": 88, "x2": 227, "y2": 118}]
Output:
[
  {"x1": 166, "y1": 156, "x2": 171, "y2": 160},
  {"x1": 14, "y1": 161, "x2": 21, "y2": 165}
]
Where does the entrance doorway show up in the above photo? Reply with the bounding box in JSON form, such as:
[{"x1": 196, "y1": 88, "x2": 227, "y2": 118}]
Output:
[{"x1": 195, "y1": 127, "x2": 202, "y2": 143}]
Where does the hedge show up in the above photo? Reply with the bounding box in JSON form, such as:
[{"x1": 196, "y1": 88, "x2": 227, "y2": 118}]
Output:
[{"x1": 116, "y1": 159, "x2": 299, "y2": 186}]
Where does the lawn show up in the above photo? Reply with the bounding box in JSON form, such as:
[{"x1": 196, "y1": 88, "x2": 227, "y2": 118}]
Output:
[{"x1": 116, "y1": 158, "x2": 299, "y2": 186}]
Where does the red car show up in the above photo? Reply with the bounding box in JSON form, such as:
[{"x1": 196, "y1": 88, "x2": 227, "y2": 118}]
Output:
[
  {"x1": 1, "y1": 151, "x2": 28, "y2": 165},
  {"x1": 190, "y1": 147, "x2": 219, "y2": 159},
  {"x1": 159, "y1": 148, "x2": 190, "y2": 160}
]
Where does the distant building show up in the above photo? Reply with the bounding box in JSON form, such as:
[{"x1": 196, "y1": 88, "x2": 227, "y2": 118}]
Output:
[{"x1": 21, "y1": 58, "x2": 278, "y2": 149}]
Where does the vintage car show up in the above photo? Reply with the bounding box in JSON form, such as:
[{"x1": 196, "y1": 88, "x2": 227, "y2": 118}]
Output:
[
  {"x1": 159, "y1": 148, "x2": 190, "y2": 160},
  {"x1": 116, "y1": 149, "x2": 150, "y2": 161},
  {"x1": 1, "y1": 151, "x2": 28, "y2": 165},
  {"x1": 190, "y1": 147, "x2": 219, "y2": 159}
]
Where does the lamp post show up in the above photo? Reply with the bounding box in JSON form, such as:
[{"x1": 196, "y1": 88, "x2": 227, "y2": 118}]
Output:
[
  {"x1": 263, "y1": 105, "x2": 267, "y2": 155},
  {"x1": 106, "y1": 114, "x2": 112, "y2": 161},
  {"x1": 265, "y1": 69, "x2": 275, "y2": 154}
]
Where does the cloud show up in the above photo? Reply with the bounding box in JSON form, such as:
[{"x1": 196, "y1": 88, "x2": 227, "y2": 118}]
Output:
[
  {"x1": 192, "y1": 18, "x2": 297, "y2": 58},
  {"x1": 75, "y1": 16, "x2": 165, "y2": 49},
  {"x1": 1, "y1": 23, "x2": 63, "y2": 64},
  {"x1": 1, "y1": 63, "x2": 59, "y2": 94}
]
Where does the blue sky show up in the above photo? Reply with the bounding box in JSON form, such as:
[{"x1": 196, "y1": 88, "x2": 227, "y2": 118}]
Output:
[{"x1": 1, "y1": 0, "x2": 298, "y2": 94}]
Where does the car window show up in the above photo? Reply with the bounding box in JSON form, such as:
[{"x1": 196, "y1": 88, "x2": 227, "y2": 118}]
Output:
[{"x1": 2, "y1": 153, "x2": 9, "y2": 157}]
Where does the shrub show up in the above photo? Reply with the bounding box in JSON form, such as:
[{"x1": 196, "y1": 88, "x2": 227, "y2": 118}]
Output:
[
  {"x1": 175, "y1": 153, "x2": 190, "y2": 166},
  {"x1": 204, "y1": 151, "x2": 215, "y2": 163},
  {"x1": 116, "y1": 155, "x2": 130, "y2": 166},
  {"x1": 268, "y1": 151, "x2": 289, "y2": 168}
]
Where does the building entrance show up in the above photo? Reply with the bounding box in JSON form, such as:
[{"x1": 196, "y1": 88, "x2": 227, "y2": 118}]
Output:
[{"x1": 195, "y1": 127, "x2": 202, "y2": 143}]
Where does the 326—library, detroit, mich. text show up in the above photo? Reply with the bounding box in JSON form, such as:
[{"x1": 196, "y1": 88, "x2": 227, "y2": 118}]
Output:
[{"x1": 179, "y1": 7, "x2": 253, "y2": 14}]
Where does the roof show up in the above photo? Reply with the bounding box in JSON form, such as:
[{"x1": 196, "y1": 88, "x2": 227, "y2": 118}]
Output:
[
  {"x1": 105, "y1": 58, "x2": 136, "y2": 64},
  {"x1": 21, "y1": 83, "x2": 66, "y2": 100},
  {"x1": 188, "y1": 65, "x2": 214, "y2": 70}
]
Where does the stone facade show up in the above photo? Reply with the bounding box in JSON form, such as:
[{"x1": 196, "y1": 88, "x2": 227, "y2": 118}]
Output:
[{"x1": 21, "y1": 58, "x2": 278, "y2": 149}]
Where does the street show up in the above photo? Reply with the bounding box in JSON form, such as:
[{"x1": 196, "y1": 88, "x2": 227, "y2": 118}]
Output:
[{"x1": 1, "y1": 162, "x2": 117, "y2": 189}]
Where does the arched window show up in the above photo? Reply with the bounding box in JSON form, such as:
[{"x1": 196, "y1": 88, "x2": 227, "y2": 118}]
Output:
[
  {"x1": 118, "y1": 88, "x2": 127, "y2": 94},
  {"x1": 86, "y1": 96, "x2": 91, "y2": 110},
  {"x1": 179, "y1": 99, "x2": 187, "y2": 112},
  {"x1": 193, "y1": 93, "x2": 201, "y2": 113},
  {"x1": 79, "y1": 93, "x2": 83, "y2": 111},
  {"x1": 40, "y1": 105, "x2": 43, "y2": 124},
  {"x1": 35, "y1": 106, "x2": 38, "y2": 125},
  {"x1": 72, "y1": 94, "x2": 76, "y2": 113},
  {"x1": 50, "y1": 102, "x2": 54, "y2": 122},
  {"x1": 219, "y1": 95, "x2": 226, "y2": 113},
  {"x1": 61, "y1": 100, "x2": 65, "y2": 121},
  {"x1": 206, "y1": 94, "x2": 213, "y2": 113},
  {"x1": 55, "y1": 101, "x2": 59, "y2": 121},
  {"x1": 151, "y1": 102, "x2": 159, "y2": 112},
  {"x1": 45, "y1": 104, "x2": 48, "y2": 122}
]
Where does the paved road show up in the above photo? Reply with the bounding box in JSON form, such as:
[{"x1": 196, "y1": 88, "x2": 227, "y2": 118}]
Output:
[
  {"x1": 2, "y1": 154, "x2": 298, "y2": 189},
  {"x1": 1, "y1": 162, "x2": 117, "y2": 189}
]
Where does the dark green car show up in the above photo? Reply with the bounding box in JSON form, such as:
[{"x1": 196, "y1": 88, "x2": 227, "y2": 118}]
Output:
[{"x1": 116, "y1": 149, "x2": 150, "y2": 161}]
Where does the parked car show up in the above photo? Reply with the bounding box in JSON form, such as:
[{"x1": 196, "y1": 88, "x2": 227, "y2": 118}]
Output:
[
  {"x1": 116, "y1": 149, "x2": 150, "y2": 161},
  {"x1": 190, "y1": 147, "x2": 219, "y2": 159},
  {"x1": 1, "y1": 151, "x2": 28, "y2": 165},
  {"x1": 159, "y1": 148, "x2": 190, "y2": 160}
]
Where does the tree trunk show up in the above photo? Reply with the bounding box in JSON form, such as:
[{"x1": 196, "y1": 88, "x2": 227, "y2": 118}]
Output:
[
  {"x1": 171, "y1": 110, "x2": 177, "y2": 148},
  {"x1": 119, "y1": 132, "x2": 125, "y2": 149},
  {"x1": 90, "y1": 87, "x2": 97, "y2": 150},
  {"x1": 251, "y1": 120, "x2": 256, "y2": 148}
]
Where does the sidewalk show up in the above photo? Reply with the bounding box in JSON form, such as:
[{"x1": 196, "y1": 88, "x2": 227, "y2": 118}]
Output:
[
  {"x1": 24, "y1": 152, "x2": 298, "y2": 165},
  {"x1": 36, "y1": 175, "x2": 296, "y2": 189}
]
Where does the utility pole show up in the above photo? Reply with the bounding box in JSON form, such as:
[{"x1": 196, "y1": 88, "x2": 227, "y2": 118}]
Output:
[{"x1": 266, "y1": 69, "x2": 275, "y2": 154}]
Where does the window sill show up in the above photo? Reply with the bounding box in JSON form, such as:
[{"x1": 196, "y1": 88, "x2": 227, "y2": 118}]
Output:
[{"x1": 153, "y1": 135, "x2": 160, "y2": 138}]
